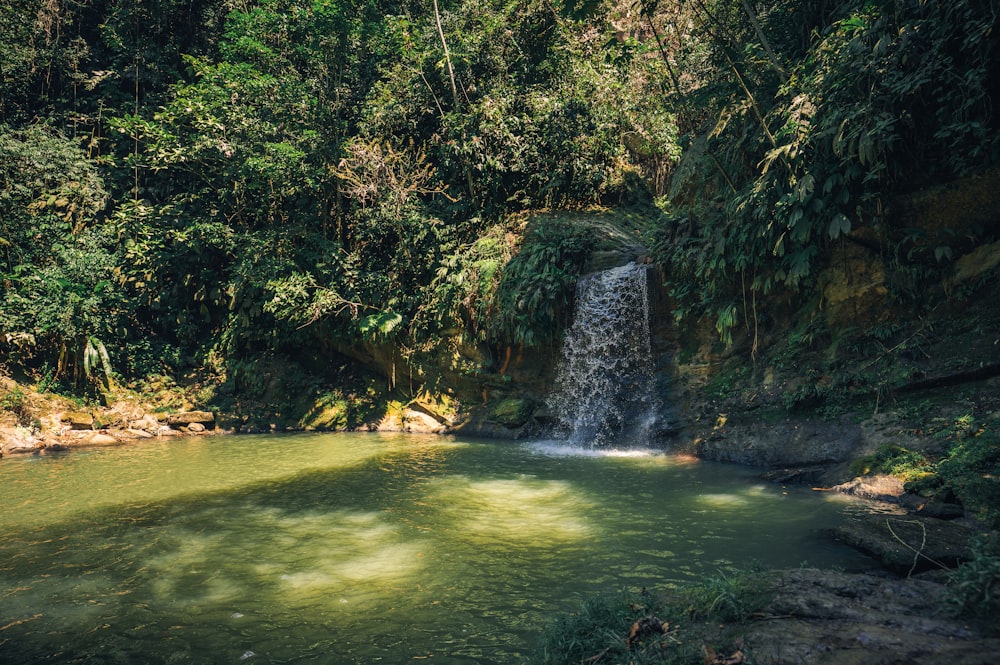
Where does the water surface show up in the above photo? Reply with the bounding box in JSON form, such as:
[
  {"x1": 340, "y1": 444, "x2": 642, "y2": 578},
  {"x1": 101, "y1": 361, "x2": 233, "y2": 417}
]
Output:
[{"x1": 0, "y1": 433, "x2": 874, "y2": 663}]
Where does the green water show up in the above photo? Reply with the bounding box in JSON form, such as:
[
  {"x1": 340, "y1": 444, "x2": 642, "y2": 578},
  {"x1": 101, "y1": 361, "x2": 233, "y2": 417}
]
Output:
[{"x1": 0, "y1": 433, "x2": 874, "y2": 664}]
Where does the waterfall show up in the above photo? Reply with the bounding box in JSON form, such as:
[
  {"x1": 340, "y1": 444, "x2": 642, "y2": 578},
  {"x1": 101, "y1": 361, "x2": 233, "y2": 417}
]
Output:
[{"x1": 547, "y1": 262, "x2": 659, "y2": 446}]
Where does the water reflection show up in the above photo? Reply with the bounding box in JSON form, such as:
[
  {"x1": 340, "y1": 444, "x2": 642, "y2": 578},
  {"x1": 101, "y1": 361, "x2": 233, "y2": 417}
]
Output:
[
  {"x1": 0, "y1": 433, "x2": 876, "y2": 664},
  {"x1": 430, "y1": 475, "x2": 594, "y2": 546}
]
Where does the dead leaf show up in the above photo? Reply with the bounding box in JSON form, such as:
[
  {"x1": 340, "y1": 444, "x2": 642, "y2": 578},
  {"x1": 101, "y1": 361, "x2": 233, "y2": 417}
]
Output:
[
  {"x1": 702, "y1": 644, "x2": 746, "y2": 665},
  {"x1": 628, "y1": 615, "x2": 667, "y2": 647}
]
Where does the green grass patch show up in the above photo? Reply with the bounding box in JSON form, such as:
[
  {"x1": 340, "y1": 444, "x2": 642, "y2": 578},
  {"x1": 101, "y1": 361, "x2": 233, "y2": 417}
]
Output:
[
  {"x1": 948, "y1": 535, "x2": 1000, "y2": 629},
  {"x1": 850, "y1": 444, "x2": 932, "y2": 482},
  {"x1": 528, "y1": 567, "x2": 770, "y2": 665}
]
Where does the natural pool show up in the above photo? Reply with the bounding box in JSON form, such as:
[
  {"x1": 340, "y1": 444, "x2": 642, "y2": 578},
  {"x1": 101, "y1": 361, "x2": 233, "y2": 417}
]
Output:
[{"x1": 0, "y1": 432, "x2": 875, "y2": 664}]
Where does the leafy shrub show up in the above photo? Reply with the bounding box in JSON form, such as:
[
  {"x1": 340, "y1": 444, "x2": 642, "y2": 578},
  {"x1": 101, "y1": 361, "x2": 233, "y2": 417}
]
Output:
[
  {"x1": 489, "y1": 220, "x2": 594, "y2": 347},
  {"x1": 417, "y1": 221, "x2": 520, "y2": 344},
  {"x1": 948, "y1": 535, "x2": 1000, "y2": 627},
  {"x1": 0, "y1": 386, "x2": 31, "y2": 426},
  {"x1": 936, "y1": 426, "x2": 1000, "y2": 527},
  {"x1": 0, "y1": 228, "x2": 130, "y2": 392},
  {"x1": 850, "y1": 444, "x2": 931, "y2": 482},
  {"x1": 529, "y1": 568, "x2": 769, "y2": 665}
]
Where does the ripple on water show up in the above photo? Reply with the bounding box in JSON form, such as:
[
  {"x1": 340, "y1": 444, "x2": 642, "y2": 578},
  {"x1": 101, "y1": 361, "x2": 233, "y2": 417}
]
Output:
[
  {"x1": 0, "y1": 432, "x2": 878, "y2": 665},
  {"x1": 525, "y1": 440, "x2": 668, "y2": 459}
]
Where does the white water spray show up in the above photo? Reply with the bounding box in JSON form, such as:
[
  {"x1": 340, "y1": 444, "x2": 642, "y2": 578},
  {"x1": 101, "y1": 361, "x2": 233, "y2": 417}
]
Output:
[{"x1": 547, "y1": 262, "x2": 659, "y2": 446}]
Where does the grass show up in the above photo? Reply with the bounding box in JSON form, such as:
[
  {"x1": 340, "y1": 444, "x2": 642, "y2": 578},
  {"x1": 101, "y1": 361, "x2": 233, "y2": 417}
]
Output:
[
  {"x1": 528, "y1": 567, "x2": 770, "y2": 665},
  {"x1": 948, "y1": 535, "x2": 1000, "y2": 630},
  {"x1": 849, "y1": 444, "x2": 932, "y2": 483}
]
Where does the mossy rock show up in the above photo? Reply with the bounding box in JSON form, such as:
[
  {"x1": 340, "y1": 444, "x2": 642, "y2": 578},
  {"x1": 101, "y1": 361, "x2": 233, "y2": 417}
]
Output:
[
  {"x1": 63, "y1": 410, "x2": 94, "y2": 430},
  {"x1": 409, "y1": 392, "x2": 459, "y2": 426},
  {"x1": 299, "y1": 396, "x2": 349, "y2": 430},
  {"x1": 489, "y1": 398, "x2": 535, "y2": 428}
]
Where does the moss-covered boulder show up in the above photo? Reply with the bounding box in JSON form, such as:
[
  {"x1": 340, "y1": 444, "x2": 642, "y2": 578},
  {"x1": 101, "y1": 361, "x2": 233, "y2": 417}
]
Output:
[
  {"x1": 299, "y1": 395, "x2": 350, "y2": 430},
  {"x1": 63, "y1": 410, "x2": 94, "y2": 430},
  {"x1": 489, "y1": 398, "x2": 536, "y2": 428}
]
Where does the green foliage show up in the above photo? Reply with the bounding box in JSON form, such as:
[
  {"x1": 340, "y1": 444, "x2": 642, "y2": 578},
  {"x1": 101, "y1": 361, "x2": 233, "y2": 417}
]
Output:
[
  {"x1": 358, "y1": 311, "x2": 403, "y2": 339},
  {"x1": 678, "y1": 565, "x2": 771, "y2": 623},
  {"x1": 420, "y1": 221, "x2": 519, "y2": 343},
  {"x1": 850, "y1": 444, "x2": 931, "y2": 482},
  {"x1": 0, "y1": 125, "x2": 107, "y2": 265},
  {"x1": 702, "y1": 365, "x2": 749, "y2": 400},
  {"x1": 948, "y1": 535, "x2": 1000, "y2": 626},
  {"x1": 490, "y1": 220, "x2": 595, "y2": 347},
  {"x1": 889, "y1": 414, "x2": 1000, "y2": 527},
  {"x1": 1, "y1": 0, "x2": 996, "y2": 413},
  {"x1": 934, "y1": 421, "x2": 1000, "y2": 527},
  {"x1": 82, "y1": 336, "x2": 116, "y2": 394},
  {"x1": 0, "y1": 385, "x2": 31, "y2": 426},
  {"x1": 0, "y1": 225, "x2": 131, "y2": 390},
  {"x1": 529, "y1": 568, "x2": 769, "y2": 665},
  {"x1": 656, "y1": 0, "x2": 999, "y2": 342},
  {"x1": 529, "y1": 590, "x2": 698, "y2": 665},
  {"x1": 417, "y1": 214, "x2": 597, "y2": 351}
]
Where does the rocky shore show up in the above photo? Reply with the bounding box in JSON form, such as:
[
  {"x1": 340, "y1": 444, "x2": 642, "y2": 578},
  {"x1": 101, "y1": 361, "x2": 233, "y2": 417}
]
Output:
[
  {"x1": 2, "y1": 389, "x2": 995, "y2": 663},
  {"x1": 0, "y1": 406, "x2": 219, "y2": 457},
  {"x1": 698, "y1": 567, "x2": 1000, "y2": 665}
]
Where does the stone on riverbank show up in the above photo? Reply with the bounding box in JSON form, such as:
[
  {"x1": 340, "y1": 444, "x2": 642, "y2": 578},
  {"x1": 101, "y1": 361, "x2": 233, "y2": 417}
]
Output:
[
  {"x1": 832, "y1": 474, "x2": 905, "y2": 502},
  {"x1": 719, "y1": 568, "x2": 1000, "y2": 665},
  {"x1": 693, "y1": 416, "x2": 864, "y2": 468},
  {"x1": 63, "y1": 411, "x2": 95, "y2": 430},
  {"x1": 899, "y1": 492, "x2": 966, "y2": 519},
  {"x1": 88, "y1": 433, "x2": 119, "y2": 446},
  {"x1": 832, "y1": 513, "x2": 976, "y2": 575},
  {"x1": 166, "y1": 411, "x2": 215, "y2": 429},
  {"x1": 1, "y1": 434, "x2": 41, "y2": 454}
]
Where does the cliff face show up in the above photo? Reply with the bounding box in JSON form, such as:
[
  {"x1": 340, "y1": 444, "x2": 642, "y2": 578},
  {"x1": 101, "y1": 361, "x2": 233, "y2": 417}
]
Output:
[
  {"x1": 284, "y1": 170, "x2": 1000, "y2": 456},
  {"x1": 418, "y1": 171, "x2": 1000, "y2": 473},
  {"x1": 648, "y1": 171, "x2": 1000, "y2": 500}
]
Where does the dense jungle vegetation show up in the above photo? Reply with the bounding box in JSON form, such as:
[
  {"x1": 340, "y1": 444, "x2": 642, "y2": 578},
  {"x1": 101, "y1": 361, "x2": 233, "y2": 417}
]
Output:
[{"x1": 1, "y1": 0, "x2": 998, "y2": 417}]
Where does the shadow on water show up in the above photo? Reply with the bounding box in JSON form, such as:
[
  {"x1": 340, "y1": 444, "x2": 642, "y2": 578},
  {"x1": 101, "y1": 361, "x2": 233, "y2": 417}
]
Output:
[
  {"x1": 0, "y1": 435, "x2": 876, "y2": 664},
  {"x1": 0, "y1": 441, "x2": 463, "y2": 664}
]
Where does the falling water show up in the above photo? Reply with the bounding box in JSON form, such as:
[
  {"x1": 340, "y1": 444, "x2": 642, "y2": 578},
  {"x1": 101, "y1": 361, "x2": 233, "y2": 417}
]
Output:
[{"x1": 547, "y1": 262, "x2": 660, "y2": 446}]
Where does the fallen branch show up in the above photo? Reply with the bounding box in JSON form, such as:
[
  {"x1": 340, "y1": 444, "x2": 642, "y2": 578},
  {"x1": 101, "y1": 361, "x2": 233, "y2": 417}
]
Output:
[{"x1": 885, "y1": 518, "x2": 949, "y2": 577}]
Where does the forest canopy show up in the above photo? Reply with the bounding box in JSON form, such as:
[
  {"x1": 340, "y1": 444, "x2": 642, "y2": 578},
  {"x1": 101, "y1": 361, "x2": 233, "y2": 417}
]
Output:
[{"x1": 1, "y1": 0, "x2": 997, "y2": 403}]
